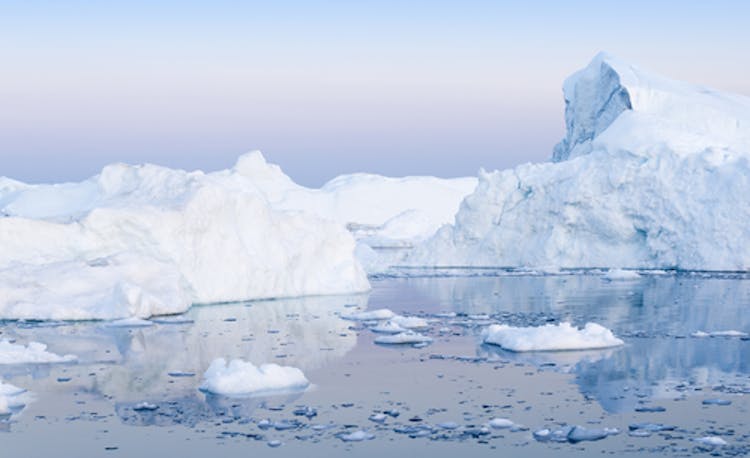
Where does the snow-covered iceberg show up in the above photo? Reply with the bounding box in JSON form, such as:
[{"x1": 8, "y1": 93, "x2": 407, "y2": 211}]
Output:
[
  {"x1": 408, "y1": 53, "x2": 750, "y2": 271},
  {"x1": 0, "y1": 156, "x2": 370, "y2": 320}
]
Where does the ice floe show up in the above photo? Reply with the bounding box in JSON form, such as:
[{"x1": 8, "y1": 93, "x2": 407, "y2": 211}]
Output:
[
  {"x1": 374, "y1": 331, "x2": 433, "y2": 345},
  {"x1": 482, "y1": 322, "x2": 624, "y2": 352},
  {"x1": 199, "y1": 358, "x2": 309, "y2": 397},
  {"x1": 0, "y1": 339, "x2": 77, "y2": 364}
]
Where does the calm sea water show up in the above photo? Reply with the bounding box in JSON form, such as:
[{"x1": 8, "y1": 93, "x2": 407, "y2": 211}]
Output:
[{"x1": 2, "y1": 273, "x2": 749, "y2": 456}]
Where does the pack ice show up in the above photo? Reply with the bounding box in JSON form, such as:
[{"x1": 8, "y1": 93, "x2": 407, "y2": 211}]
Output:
[{"x1": 408, "y1": 53, "x2": 750, "y2": 270}]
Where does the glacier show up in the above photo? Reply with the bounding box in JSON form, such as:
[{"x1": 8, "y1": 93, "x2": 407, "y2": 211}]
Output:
[
  {"x1": 0, "y1": 153, "x2": 473, "y2": 320},
  {"x1": 408, "y1": 53, "x2": 750, "y2": 271}
]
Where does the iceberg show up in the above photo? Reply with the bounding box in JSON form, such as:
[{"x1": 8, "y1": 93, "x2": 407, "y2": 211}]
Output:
[
  {"x1": 408, "y1": 53, "x2": 750, "y2": 271},
  {"x1": 482, "y1": 322, "x2": 624, "y2": 352},
  {"x1": 0, "y1": 339, "x2": 77, "y2": 364},
  {"x1": 199, "y1": 358, "x2": 309, "y2": 397}
]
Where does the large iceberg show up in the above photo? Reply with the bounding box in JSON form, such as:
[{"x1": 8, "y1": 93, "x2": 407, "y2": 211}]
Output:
[
  {"x1": 0, "y1": 157, "x2": 370, "y2": 320},
  {"x1": 408, "y1": 53, "x2": 750, "y2": 270},
  {"x1": 0, "y1": 153, "x2": 474, "y2": 320}
]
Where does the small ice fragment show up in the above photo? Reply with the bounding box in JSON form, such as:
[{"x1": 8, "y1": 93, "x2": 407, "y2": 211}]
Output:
[
  {"x1": 635, "y1": 406, "x2": 666, "y2": 413},
  {"x1": 369, "y1": 321, "x2": 406, "y2": 334},
  {"x1": 488, "y1": 418, "x2": 514, "y2": 429},
  {"x1": 267, "y1": 440, "x2": 282, "y2": 448},
  {"x1": 133, "y1": 402, "x2": 158, "y2": 411},
  {"x1": 374, "y1": 331, "x2": 432, "y2": 345},
  {"x1": 694, "y1": 436, "x2": 728, "y2": 446},
  {"x1": 343, "y1": 309, "x2": 395, "y2": 321},
  {"x1": 602, "y1": 269, "x2": 641, "y2": 281},
  {"x1": 567, "y1": 426, "x2": 613, "y2": 443},
  {"x1": 338, "y1": 430, "x2": 375, "y2": 442},
  {"x1": 368, "y1": 413, "x2": 387, "y2": 423},
  {"x1": 105, "y1": 317, "x2": 154, "y2": 328},
  {"x1": 438, "y1": 421, "x2": 459, "y2": 430},
  {"x1": 292, "y1": 406, "x2": 317, "y2": 418},
  {"x1": 390, "y1": 315, "x2": 429, "y2": 330},
  {"x1": 702, "y1": 398, "x2": 731, "y2": 406}
]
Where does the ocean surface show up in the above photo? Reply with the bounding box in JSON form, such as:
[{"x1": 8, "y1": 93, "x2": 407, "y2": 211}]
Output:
[{"x1": 2, "y1": 272, "x2": 749, "y2": 456}]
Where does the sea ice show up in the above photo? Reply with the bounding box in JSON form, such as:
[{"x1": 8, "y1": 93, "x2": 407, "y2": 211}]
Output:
[
  {"x1": 199, "y1": 358, "x2": 309, "y2": 397},
  {"x1": 482, "y1": 322, "x2": 624, "y2": 352},
  {"x1": 369, "y1": 321, "x2": 407, "y2": 334},
  {"x1": 602, "y1": 268, "x2": 641, "y2": 281},
  {"x1": 343, "y1": 309, "x2": 396, "y2": 321},
  {"x1": 390, "y1": 315, "x2": 430, "y2": 330},
  {"x1": 374, "y1": 331, "x2": 433, "y2": 345},
  {"x1": 0, "y1": 339, "x2": 77, "y2": 364},
  {"x1": 694, "y1": 436, "x2": 728, "y2": 446},
  {"x1": 338, "y1": 430, "x2": 375, "y2": 442},
  {"x1": 487, "y1": 418, "x2": 514, "y2": 429}
]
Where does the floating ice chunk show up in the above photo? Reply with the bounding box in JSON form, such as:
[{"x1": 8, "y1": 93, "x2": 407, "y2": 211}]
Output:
[
  {"x1": 133, "y1": 402, "x2": 158, "y2": 411},
  {"x1": 343, "y1": 309, "x2": 395, "y2": 321},
  {"x1": 374, "y1": 331, "x2": 433, "y2": 345},
  {"x1": 567, "y1": 426, "x2": 619, "y2": 443},
  {"x1": 267, "y1": 440, "x2": 282, "y2": 448},
  {"x1": 368, "y1": 413, "x2": 387, "y2": 423},
  {"x1": 488, "y1": 418, "x2": 514, "y2": 429},
  {"x1": 369, "y1": 321, "x2": 407, "y2": 334},
  {"x1": 602, "y1": 269, "x2": 641, "y2": 281},
  {"x1": 438, "y1": 421, "x2": 459, "y2": 430},
  {"x1": 338, "y1": 430, "x2": 375, "y2": 442},
  {"x1": 0, "y1": 381, "x2": 25, "y2": 397},
  {"x1": 0, "y1": 380, "x2": 28, "y2": 416},
  {"x1": 0, "y1": 339, "x2": 77, "y2": 364},
  {"x1": 199, "y1": 358, "x2": 309, "y2": 397},
  {"x1": 482, "y1": 322, "x2": 624, "y2": 352},
  {"x1": 694, "y1": 436, "x2": 728, "y2": 446},
  {"x1": 692, "y1": 330, "x2": 748, "y2": 338},
  {"x1": 390, "y1": 315, "x2": 429, "y2": 330},
  {"x1": 702, "y1": 399, "x2": 732, "y2": 406},
  {"x1": 105, "y1": 317, "x2": 154, "y2": 328}
]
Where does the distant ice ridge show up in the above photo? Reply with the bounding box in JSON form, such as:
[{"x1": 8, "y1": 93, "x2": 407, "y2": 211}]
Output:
[
  {"x1": 408, "y1": 53, "x2": 750, "y2": 271},
  {"x1": 482, "y1": 322, "x2": 624, "y2": 352},
  {"x1": 199, "y1": 358, "x2": 309, "y2": 397},
  {"x1": 0, "y1": 339, "x2": 77, "y2": 364}
]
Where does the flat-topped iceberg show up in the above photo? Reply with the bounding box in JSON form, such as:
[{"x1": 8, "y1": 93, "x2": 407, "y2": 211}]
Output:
[
  {"x1": 482, "y1": 322, "x2": 624, "y2": 352},
  {"x1": 408, "y1": 53, "x2": 750, "y2": 271},
  {"x1": 199, "y1": 358, "x2": 309, "y2": 397}
]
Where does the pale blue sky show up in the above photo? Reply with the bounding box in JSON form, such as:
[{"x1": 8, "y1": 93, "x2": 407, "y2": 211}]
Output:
[{"x1": 1, "y1": 0, "x2": 748, "y2": 185}]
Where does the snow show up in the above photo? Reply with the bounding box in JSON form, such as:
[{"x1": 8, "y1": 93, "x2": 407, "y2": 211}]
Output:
[
  {"x1": 199, "y1": 358, "x2": 309, "y2": 397},
  {"x1": 374, "y1": 331, "x2": 433, "y2": 345},
  {"x1": 482, "y1": 322, "x2": 624, "y2": 352},
  {"x1": 407, "y1": 53, "x2": 750, "y2": 271},
  {"x1": 0, "y1": 339, "x2": 77, "y2": 364}
]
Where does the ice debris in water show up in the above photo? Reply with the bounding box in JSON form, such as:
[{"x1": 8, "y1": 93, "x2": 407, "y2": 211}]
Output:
[
  {"x1": 0, "y1": 339, "x2": 77, "y2": 364},
  {"x1": 104, "y1": 317, "x2": 154, "y2": 328},
  {"x1": 374, "y1": 331, "x2": 433, "y2": 345},
  {"x1": 691, "y1": 330, "x2": 748, "y2": 338},
  {"x1": 390, "y1": 315, "x2": 429, "y2": 330},
  {"x1": 199, "y1": 358, "x2": 309, "y2": 396},
  {"x1": 369, "y1": 321, "x2": 407, "y2": 334},
  {"x1": 702, "y1": 398, "x2": 731, "y2": 406},
  {"x1": 694, "y1": 436, "x2": 728, "y2": 446},
  {"x1": 337, "y1": 430, "x2": 375, "y2": 442},
  {"x1": 482, "y1": 322, "x2": 624, "y2": 352},
  {"x1": 487, "y1": 418, "x2": 514, "y2": 429},
  {"x1": 534, "y1": 425, "x2": 618, "y2": 443},
  {"x1": 601, "y1": 268, "x2": 641, "y2": 281},
  {"x1": 0, "y1": 381, "x2": 28, "y2": 417},
  {"x1": 133, "y1": 402, "x2": 159, "y2": 411},
  {"x1": 343, "y1": 309, "x2": 395, "y2": 321}
]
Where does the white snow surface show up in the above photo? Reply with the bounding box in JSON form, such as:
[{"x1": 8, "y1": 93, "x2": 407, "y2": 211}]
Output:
[
  {"x1": 0, "y1": 339, "x2": 77, "y2": 364},
  {"x1": 482, "y1": 322, "x2": 624, "y2": 352},
  {"x1": 408, "y1": 53, "x2": 750, "y2": 271},
  {"x1": 199, "y1": 358, "x2": 309, "y2": 396}
]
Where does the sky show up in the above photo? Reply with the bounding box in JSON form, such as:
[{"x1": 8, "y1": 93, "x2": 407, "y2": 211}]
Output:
[{"x1": 1, "y1": 0, "x2": 749, "y2": 186}]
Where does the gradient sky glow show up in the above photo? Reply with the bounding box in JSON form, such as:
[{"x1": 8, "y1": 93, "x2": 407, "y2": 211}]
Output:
[{"x1": 2, "y1": 0, "x2": 749, "y2": 186}]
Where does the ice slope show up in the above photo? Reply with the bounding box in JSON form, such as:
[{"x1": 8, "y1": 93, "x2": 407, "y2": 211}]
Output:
[
  {"x1": 0, "y1": 158, "x2": 370, "y2": 320},
  {"x1": 408, "y1": 53, "x2": 750, "y2": 270}
]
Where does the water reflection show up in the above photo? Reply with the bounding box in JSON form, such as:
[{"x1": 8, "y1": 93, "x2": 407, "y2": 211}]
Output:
[{"x1": 387, "y1": 274, "x2": 750, "y2": 413}]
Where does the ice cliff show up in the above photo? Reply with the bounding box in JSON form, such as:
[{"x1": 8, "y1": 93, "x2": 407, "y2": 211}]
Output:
[{"x1": 408, "y1": 53, "x2": 750, "y2": 270}]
